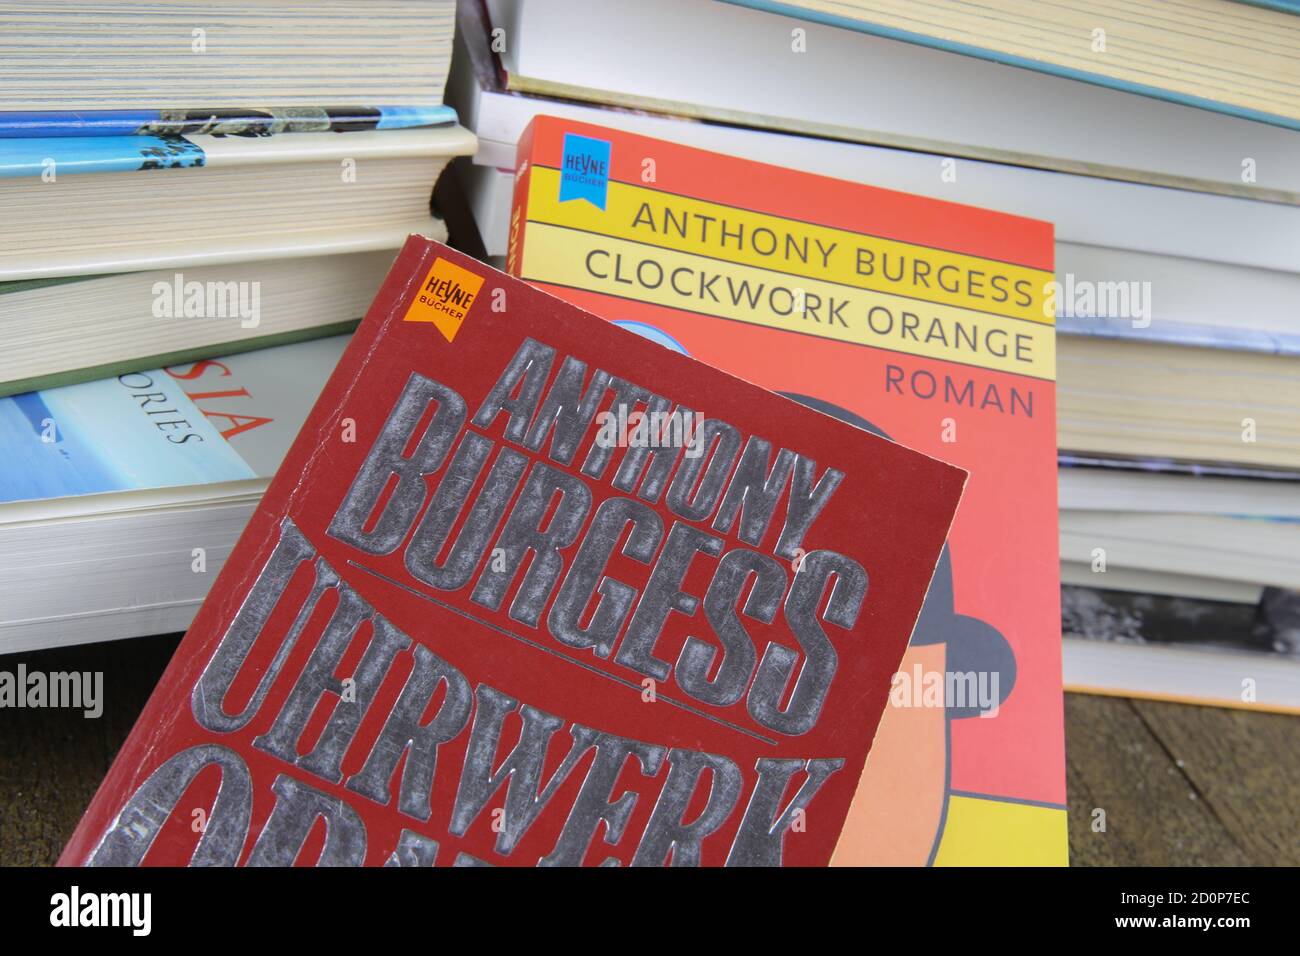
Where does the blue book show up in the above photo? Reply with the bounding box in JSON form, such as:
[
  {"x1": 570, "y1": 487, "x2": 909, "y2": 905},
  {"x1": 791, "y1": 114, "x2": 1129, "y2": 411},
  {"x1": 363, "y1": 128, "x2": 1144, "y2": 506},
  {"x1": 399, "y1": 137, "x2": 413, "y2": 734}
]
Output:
[
  {"x1": 0, "y1": 336, "x2": 348, "y2": 505},
  {"x1": 0, "y1": 105, "x2": 457, "y2": 138}
]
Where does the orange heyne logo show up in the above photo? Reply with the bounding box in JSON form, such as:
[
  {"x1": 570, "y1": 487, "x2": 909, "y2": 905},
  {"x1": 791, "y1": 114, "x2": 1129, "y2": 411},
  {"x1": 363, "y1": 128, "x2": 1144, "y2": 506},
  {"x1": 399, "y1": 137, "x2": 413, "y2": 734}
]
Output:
[{"x1": 403, "y1": 257, "x2": 485, "y2": 342}]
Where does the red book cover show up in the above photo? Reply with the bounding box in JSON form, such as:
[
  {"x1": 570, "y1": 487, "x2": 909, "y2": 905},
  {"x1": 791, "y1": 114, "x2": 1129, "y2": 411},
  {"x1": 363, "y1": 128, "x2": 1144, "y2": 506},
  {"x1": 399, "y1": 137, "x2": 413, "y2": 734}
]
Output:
[
  {"x1": 60, "y1": 238, "x2": 964, "y2": 867},
  {"x1": 507, "y1": 116, "x2": 1066, "y2": 865}
]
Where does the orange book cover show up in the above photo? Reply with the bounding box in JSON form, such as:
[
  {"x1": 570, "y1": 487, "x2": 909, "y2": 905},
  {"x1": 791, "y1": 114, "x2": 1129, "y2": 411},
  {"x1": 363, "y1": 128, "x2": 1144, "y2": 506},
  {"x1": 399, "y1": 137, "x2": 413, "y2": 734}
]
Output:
[{"x1": 507, "y1": 115, "x2": 1066, "y2": 865}]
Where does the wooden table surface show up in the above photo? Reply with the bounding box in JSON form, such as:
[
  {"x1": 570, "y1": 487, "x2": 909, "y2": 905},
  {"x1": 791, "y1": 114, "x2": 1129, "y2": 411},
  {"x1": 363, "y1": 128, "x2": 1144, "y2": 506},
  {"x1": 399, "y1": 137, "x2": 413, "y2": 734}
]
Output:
[{"x1": 2, "y1": 633, "x2": 1296, "y2": 866}]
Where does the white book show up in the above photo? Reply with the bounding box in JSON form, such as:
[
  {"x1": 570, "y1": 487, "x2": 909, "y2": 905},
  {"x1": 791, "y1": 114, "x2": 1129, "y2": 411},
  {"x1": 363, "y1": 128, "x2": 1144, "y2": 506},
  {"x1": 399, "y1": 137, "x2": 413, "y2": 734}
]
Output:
[
  {"x1": 1059, "y1": 562, "x2": 1264, "y2": 605},
  {"x1": 1054, "y1": 244, "x2": 1300, "y2": 354},
  {"x1": 0, "y1": 0, "x2": 457, "y2": 111},
  {"x1": 0, "y1": 250, "x2": 397, "y2": 395},
  {"x1": 449, "y1": 45, "x2": 1300, "y2": 274},
  {"x1": 1059, "y1": 511, "x2": 1300, "y2": 590},
  {"x1": 0, "y1": 126, "x2": 477, "y2": 280},
  {"x1": 1063, "y1": 637, "x2": 1300, "y2": 714},
  {"x1": 1059, "y1": 469, "x2": 1300, "y2": 519},
  {"x1": 486, "y1": 0, "x2": 1300, "y2": 204}
]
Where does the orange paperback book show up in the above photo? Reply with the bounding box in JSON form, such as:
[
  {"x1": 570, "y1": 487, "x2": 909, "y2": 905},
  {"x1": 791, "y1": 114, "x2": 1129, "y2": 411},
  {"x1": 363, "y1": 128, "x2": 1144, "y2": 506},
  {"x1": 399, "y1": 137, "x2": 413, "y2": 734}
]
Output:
[{"x1": 507, "y1": 116, "x2": 1066, "y2": 865}]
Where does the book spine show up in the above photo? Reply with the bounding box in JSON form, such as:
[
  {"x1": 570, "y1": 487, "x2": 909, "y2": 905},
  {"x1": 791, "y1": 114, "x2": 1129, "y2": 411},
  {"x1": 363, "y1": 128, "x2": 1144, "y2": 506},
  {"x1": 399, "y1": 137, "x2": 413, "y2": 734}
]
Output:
[
  {"x1": 0, "y1": 105, "x2": 458, "y2": 138},
  {"x1": 504, "y1": 119, "x2": 538, "y2": 278}
]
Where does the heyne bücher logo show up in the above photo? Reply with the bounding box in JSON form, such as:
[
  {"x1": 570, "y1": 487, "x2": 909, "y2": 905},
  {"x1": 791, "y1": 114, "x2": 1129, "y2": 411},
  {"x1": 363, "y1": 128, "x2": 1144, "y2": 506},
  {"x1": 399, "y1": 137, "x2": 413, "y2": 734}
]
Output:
[{"x1": 558, "y1": 132, "x2": 611, "y2": 210}]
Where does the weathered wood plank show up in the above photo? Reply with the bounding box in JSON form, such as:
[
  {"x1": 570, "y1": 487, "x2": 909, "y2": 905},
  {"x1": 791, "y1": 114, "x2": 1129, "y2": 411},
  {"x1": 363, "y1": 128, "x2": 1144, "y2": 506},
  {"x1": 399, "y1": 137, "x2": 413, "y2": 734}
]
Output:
[
  {"x1": 1128, "y1": 698, "x2": 1300, "y2": 865},
  {"x1": 1064, "y1": 694, "x2": 1254, "y2": 866}
]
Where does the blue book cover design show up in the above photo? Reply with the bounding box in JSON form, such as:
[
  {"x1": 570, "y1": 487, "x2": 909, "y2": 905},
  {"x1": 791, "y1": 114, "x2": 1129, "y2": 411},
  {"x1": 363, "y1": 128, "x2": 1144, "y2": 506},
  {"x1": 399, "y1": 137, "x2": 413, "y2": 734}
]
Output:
[
  {"x1": 0, "y1": 105, "x2": 461, "y2": 177},
  {"x1": 0, "y1": 371, "x2": 255, "y2": 504},
  {"x1": 0, "y1": 105, "x2": 457, "y2": 138},
  {"x1": 0, "y1": 134, "x2": 205, "y2": 178}
]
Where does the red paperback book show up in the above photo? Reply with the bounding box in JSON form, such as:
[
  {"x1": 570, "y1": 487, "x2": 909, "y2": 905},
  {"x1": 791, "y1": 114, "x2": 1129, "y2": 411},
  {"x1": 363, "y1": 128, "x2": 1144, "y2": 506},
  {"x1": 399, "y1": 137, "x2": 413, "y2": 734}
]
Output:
[{"x1": 60, "y1": 238, "x2": 965, "y2": 867}]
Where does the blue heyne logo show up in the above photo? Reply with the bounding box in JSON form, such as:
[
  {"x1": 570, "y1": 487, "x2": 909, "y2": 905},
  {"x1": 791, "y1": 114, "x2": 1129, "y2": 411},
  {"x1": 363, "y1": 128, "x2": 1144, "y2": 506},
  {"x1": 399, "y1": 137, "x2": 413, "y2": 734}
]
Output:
[{"x1": 558, "y1": 132, "x2": 611, "y2": 210}]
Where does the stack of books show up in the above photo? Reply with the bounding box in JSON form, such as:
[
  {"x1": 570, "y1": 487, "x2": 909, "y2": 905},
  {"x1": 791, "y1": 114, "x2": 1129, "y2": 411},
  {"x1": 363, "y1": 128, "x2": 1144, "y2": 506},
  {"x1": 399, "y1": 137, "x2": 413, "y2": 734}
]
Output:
[
  {"x1": 447, "y1": 0, "x2": 1300, "y2": 713},
  {"x1": 0, "y1": 0, "x2": 475, "y2": 651},
  {"x1": 6, "y1": 0, "x2": 1296, "y2": 870}
]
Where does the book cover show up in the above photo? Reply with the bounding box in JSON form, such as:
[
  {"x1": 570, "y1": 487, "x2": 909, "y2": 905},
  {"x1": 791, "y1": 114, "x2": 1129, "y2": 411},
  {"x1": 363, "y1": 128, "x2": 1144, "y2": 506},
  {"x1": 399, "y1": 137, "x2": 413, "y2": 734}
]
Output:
[
  {"x1": 0, "y1": 335, "x2": 349, "y2": 505},
  {"x1": 60, "y1": 238, "x2": 965, "y2": 867},
  {"x1": 507, "y1": 115, "x2": 1066, "y2": 864}
]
